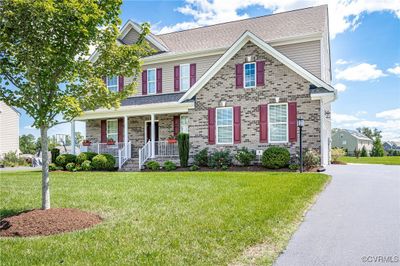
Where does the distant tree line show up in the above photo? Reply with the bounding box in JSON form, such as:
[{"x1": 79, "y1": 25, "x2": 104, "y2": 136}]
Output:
[{"x1": 19, "y1": 133, "x2": 83, "y2": 155}]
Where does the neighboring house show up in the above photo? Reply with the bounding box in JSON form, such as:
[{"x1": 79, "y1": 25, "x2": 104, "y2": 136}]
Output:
[
  {"x1": 332, "y1": 129, "x2": 373, "y2": 155},
  {"x1": 383, "y1": 141, "x2": 400, "y2": 152},
  {"x1": 0, "y1": 101, "x2": 20, "y2": 158},
  {"x1": 73, "y1": 5, "x2": 336, "y2": 170}
]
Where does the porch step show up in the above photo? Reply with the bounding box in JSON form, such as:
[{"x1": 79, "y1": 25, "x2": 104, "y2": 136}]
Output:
[{"x1": 119, "y1": 158, "x2": 140, "y2": 172}]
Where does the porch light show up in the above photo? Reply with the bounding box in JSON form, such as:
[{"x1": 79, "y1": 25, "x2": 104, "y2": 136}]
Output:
[
  {"x1": 219, "y1": 100, "x2": 226, "y2": 107},
  {"x1": 245, "y1": 55, "x2": 253, "y2": 62},
  {"x1": 275, "y1": 97, "x2": 280, "y2": 103}
]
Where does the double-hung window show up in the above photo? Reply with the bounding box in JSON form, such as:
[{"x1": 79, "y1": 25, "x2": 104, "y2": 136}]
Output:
[
  {"x1": 180, "y1": 64, "x2": 190, "y2": 91},
  {"x1": 244, "y1": 62, "x2": 256, "y2": 88},
  {"x1": 107, "y1": 76, "x2": 118, "y2": 92},
  {"x1": 268, "y1": 103, "x2": 288, "y2": 143},
  {"x1": 216, "y1": 107, "x2": 233, "y2": 144},
  {"x1": 106, "y1": 119, "x2": 118, "y2": 142},
  {"x1": 147, "y1": 68, "x2": 156, "y2": 94},
  {"x1": 180, "y1": 115, "x2": 189, "y2": 134}
]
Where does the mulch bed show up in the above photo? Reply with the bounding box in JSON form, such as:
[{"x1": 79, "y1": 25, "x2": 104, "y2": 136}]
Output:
[
  {"x1": 331, "y1": 161, "x2": 347, "y2": 165},
  {"x1": 0, "y1": 208, "x2": 102, "y2": 237},
  {"x1": 143, "y1": 165, "x2": 320, "y2": 172}
]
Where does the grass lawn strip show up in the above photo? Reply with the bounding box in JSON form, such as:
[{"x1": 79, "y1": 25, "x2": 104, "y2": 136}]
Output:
[{"x1": 338, "y1": 156, "x2": 400, "y2": 165}]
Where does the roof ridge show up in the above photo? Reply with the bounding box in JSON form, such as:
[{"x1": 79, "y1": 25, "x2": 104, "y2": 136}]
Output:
[{"x1": 155, "y1": 4, "x2": 327, "y2": 36}]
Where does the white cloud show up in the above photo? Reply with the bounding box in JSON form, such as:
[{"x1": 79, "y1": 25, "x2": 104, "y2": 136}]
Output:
[
  {"x1": 332, "y1": 112, "x2": 359, "y2": 123},
  {"x1": 335, "y1": 63, "x2": 387, "y2": 81},
  {"x1": 334, "y1": 83, "x2": 347, "y2": 92},
  {"x1": 154, "y1": 0, "x2": 400, "y2": 39},
  {"x1": 387, "y1": 64, "x2": 400, "y2": 76},
  {"x1": 355, "y1": 110, "x2": 367, "y2": 117},
  {"x1": 376, "y1": 108, "x2": 400, "y2": 120},
  {"x1": 335, "y1": 59, "x2": 350, "y2": 65}
]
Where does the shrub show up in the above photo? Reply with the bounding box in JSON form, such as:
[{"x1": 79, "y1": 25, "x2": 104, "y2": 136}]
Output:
[
  {"x1": 177, "y1": 133, "x2": 190, "y2": 168},
  {"x1": 289, "y1": 164, "x2": 299, "y2": 171},
  {"x1": 371, "y1": 137, "x2": 384, "y2": 157},
  {"x1": 189, "y1": 165, "x2": 200, "y2": 171},
  {"x1": 56, "y1": 166, "x2": 64, "y2": 171},
  {"x1": 235, "y1": 147, "x2": 256, "y2": 166},
  {"x1": 76, "y1": 152, "x2": 98, "y2": 164},
  {"x1": 102, "y1": 153, "x2": 116, "y2": 170},
  {"x1": 81, "y1": 160, "x2": 92, "y2": 171},
  {"x1": 55, "y1": 154, "x2": 76, "y2": 168},
  {"x1": 92, "y1": 154, "x2": 115, "y2": 170},
  {"x1": 2, "y1": 151, "x2": 27, "y2": 167},
  {"x1": 65, "y1": 162, "x2": 75, "y2": 171},
  {"x1": 194, "y1": 148, "x2": 208, "y2": 167},
  {"x1": 354, "y1": 148, "x2": 360, "y2": 158},
  {"x1": 208, "y1": 150, "x2": 232, "y2": 168},
  {"x1": 50, "y1": 148, "x2": 60, "y2": 163},
  {"x1": 221, "y1": 165, "x2": 229, "y2": 171},
  {"x1": 163, "y1": 161, "x2": 177, "y2": 171},
  {"x1": 146, "y1": 161, "x2": 160, "y2": 171},
  {"x1": 261, "y1": 146, "x2": 290, "y2": 169},
  {"x1": 49, "y1": 163, "x2": 57, "y2": 171},
  {"x1": 360, "y1": 146, "x2": 368, "y2": 157},
  {"x1": 303, "y1": 149, "x2": 320, "y2": 169},
  {"x1": 331, "y1": 148, "x2": 346, "y2": 162},
  {"x1": 75, "y1": 166, "x2": 82, "y2": 171}
]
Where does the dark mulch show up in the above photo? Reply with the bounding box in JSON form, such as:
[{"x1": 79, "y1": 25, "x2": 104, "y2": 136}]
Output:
[
  {"x1": 0, "y1": 208, "x2": 102, "y2": 237},
  {"x1": 331, "y1": 161, "x2": 347, "y2": 165},
  {"x1": 143, "y1": 165, "x2": 319, "y2": 172}
]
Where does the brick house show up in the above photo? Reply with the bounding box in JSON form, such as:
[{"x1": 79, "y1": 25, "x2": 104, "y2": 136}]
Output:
[{"x1": 73, "y1": 5, "x2": 336, "y2": 170}]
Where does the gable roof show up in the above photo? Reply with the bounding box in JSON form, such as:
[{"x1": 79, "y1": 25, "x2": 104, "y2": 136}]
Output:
[
  {"x1": 336, "y1": 129, "x2": 372, "y2": 141},
  {"x1": 178, "y1": 31, "x2": 335, "y2": 103},
  {"x1": 155, "y1": 5, "x2": 327, "y2": 55}
]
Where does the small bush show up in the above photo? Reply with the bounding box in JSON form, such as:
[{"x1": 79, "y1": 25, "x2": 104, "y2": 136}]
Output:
[
  {"x1": 2, "y1": 151, "x2": 27, "y2": 167},
  {"x1": 55, "y1": 154, "x2": 76, "y2": 168},
  {"x1": 261, "y1": 146, "x2": 290, "y2": 169},
  {"x1": 354, "y1": 148, "x2": 360, "y2": 158},
  {"x1": 50, "y1": 148, "x2": 60, "y2": 164},
  {"x1": 235, "y1": 147, "x2": 256, "y2": 166},
  {"x1": 75, "y1": 166, "x2": 82, "y2": 171},
  {"x1": 146, "y1": 161, "x2": 160, "y2": 171},
  {"x1": 303, "y1": 149, "x2": 320, "y2": 169},
  {"x1": 177, "y1": 133, "x2": 190, "y2": 168},
  {"x1": 288, "y1": 164, "x2": 299, "y2": 171},
  {"x1": 221, "y1": 165, "x2": 229, "y2": 171},
  {"x1": 189, "y1": 165, "x2": 200, "y2": 171},
  {"x1": 102, "y1": 153, "x2": 116, "y2": 170},
  {"x1": 360, "y1": 146, "x2": 368, "y2": 157},
  {"x1": 208, "y1": 150, "x2": 232, "y2": 168},
  {"x1": 65, "y1": 162, "x2": 75, "y2": 171},
  {"x1": 76, "y1": 152, "x2": 98, "y2": 164},
  {"x1": 194, "y1": 148, "x2": 208, "y2": 167},
  {"x1": 81, "y1": 160, "x2": 92, "y2": 171},
  {"x1": 92, "y1": 155, "x2": 108, "y2": 170},
  {"x1": 49, "y1": 163, "x2": 57, "y2": 171},
  {"x1": 56, "y1": 166, "x2": 64, "y2": 171},
  {"x1": 331, "y1": 148, "x2": 346, "y2": 162},
  {"x1": 163, "y1": 161, "x2": 177, "y2": 171}
]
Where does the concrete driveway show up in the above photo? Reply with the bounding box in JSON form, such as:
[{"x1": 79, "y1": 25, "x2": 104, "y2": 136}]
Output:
[{"x1": 275, "y1": 164, "x2": 400, "y2": 266}]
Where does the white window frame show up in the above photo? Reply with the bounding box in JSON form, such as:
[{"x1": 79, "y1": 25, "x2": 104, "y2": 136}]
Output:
[
  {"x1": 106, "y1": 119, "x2": 118, "y2": 142},
  {"x1": 180, "y1": 64, "x2": 190, "y2": 91},
  {"x1": 180, "y1": 114, "x2": 189, "y2": 134},
  {"x1": 243, "y1": 62, "x2": 256, "y2": 89},
  {"x1": 147, "y1": 68, "x2": 157, "y2": 95},
  {"x1": 216, "y1": 107, "x2": 233, "y2": 145},
  {"x1": 268, "y1": 103, "x2": 288, "y2": 143},
  {"x1": 106, "y1": 76, "x2": 119, "y2": 92}
]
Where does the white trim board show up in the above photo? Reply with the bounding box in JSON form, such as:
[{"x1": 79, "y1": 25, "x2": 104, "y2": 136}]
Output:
[{"x1": 178, "y1": 31, "x2": 336, "y2": 103}]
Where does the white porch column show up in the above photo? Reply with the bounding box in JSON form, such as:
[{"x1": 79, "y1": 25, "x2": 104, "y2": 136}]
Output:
[
  {"x1": 151, "y1": 113, "x2": 156, "y2": 158},
  {"x1": 71, "y1": 120, "x2": 76, "y2": 155},
  {"x1": 124, "y1": 115, "x2": 128, "y2": 158}
]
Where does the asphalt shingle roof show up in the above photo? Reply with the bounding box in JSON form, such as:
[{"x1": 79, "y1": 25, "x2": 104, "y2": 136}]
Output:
[{"x1": 121, "y1": 92, "x2": 187, "y2": 106}]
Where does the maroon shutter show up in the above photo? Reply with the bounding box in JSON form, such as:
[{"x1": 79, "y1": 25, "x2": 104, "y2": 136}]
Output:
[
  {"x1": 142, "y1": 70, "x2": 147, "y2": 95},
  {"x1": 156, "y1": 68, "x2": 162, "y2": 94},
  {"x1": 118, "y1": 118, "x2": 124, "y2": 142},
  {"x1": 118, "y1": 76, "x2": 124, "y2": 92},
  {"x1": 173, "y1": 116, "x2": 180, "y2": 136},
  {"x1": 190, "y1": 63, "x2": 196, "y2": 87},
  {"x1": 174, "y1": 66, "x2": 180, "y2": 92},
  {"x1": 256, "y1": 61, "x2": 265, "y2": 86},
  {"x1": 235, "y1": 64, "x2": 243, "y2": 88},
  {"x1": 259, "y1": 104, "x2": 268, "y2": 143},
  {"x1": 101, "y1": 120, "x2": 107, "y2": 143},
  {"x1": 233, "y1": 106, "x2": 241, "y2": 144},
  {"x1": 288, "y1": 102, "x2": 297, "y2": 142},
  {"x1": 208, "y1": 108, "x2": 216, "y2": 144}
]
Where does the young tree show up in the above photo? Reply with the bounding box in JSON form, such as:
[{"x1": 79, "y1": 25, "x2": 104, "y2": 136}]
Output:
[
  {"x1": 356, "y1": 127, "x2": 382, "y2": 140},
  {"x1": 19, "y1": 134, "x2": 36, "y2": 154},
  {"x1": 0, "y1": 0, "x2": 151, "y2": 209},
  {"x1": 354, "y1": 148, "x2": 360, "y2": 158},
  {"x1": 370, "y1": 137, "x2": 385, "y2": 157},
  {"x1": 360, "y1": 146, "x2": 368, "y2": 157}
]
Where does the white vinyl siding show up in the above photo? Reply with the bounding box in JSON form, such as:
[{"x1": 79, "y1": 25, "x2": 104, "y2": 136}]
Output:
[
  {"x1": 244, "y1": 62, "x2": 256, "y2": 88},
  {"x1": 107, "y1": 76, "x2": 118, "y2": 92},
  {"x1": 107, "y1": 119, "x2": 118, "y2": 141},
  {"x1": 180, "y1": 115, "x2": 189, "y2": 133},
  {"x1": 180, "y1": 64, "x2": 190, "y2": 91},
  {"x1": 0, "y1": 102, "x2": 19, "y2": 156},
  {"x1": 268, "y1": 103, "x2": 288, "y2": 143},
  {"x1": 147, "y1": 68, "x2": 156, "y2": 94},
  {"x1": 216, "y1": 107, "x2": 233, "y2": 144}
]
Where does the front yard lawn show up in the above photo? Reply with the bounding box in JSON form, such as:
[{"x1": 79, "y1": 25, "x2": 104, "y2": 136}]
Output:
[
  {"x1": 0, "y1": 171, "x2": 329, "y2": 265},
  {"x1": 338, "y1": 156, "x2": 400, "y2": 165}
]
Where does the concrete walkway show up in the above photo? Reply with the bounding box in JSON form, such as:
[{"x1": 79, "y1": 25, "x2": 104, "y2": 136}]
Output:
[
  {"x1": 0, "y1": 166, "x2": 41, "y2": 172},
  {"x1": 275, "y1": 164, "x2": 400, "y2": 266}
]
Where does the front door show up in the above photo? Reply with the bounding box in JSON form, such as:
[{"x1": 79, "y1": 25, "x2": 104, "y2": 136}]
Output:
[{"x1": 145, "y1": 121, "x2": 159, "y2": 142}]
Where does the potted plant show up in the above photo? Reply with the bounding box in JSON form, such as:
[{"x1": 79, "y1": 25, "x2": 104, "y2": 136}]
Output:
[
  {"x1": 167, "y1": 135, "x2": 177, "y2": 144},
  {"x1": 82, "y1": 139, "x2": 91, "y2": 146},
  {"x1": 107, "y1": 138, "x2": 116, "y2": 145}
]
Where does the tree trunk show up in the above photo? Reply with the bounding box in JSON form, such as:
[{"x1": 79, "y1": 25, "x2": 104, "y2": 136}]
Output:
[{"x1": 40, "y1": 126, "x2": 50, "y2": 209}]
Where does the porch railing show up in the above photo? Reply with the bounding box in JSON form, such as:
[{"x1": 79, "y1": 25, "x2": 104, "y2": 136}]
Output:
[
  {"x1": 139, "y1": 140, "x2": 152, "y2": 169},
  {"x1": 81, "y1": 142, "x2": 130, "y2": 169},
  {"x1": 155, "y1": 141, "x2": 179, "y2": 157},
  {"x1": 118, "y1": 141, "x2": 131, "y2": 169}
]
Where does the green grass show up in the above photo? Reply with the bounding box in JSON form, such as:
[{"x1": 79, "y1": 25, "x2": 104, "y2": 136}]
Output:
[
  {"x1": 0, "y1": 171, "x2": 329, "y2": 265},
  {"x1": 338, "y1": 156, "x2": 400, "y2": 165}
]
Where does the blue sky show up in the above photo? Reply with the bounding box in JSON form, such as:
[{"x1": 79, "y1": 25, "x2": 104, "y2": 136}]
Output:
[{"x1": 19, "y1": 0, "x2": 400, "y2": 140}]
